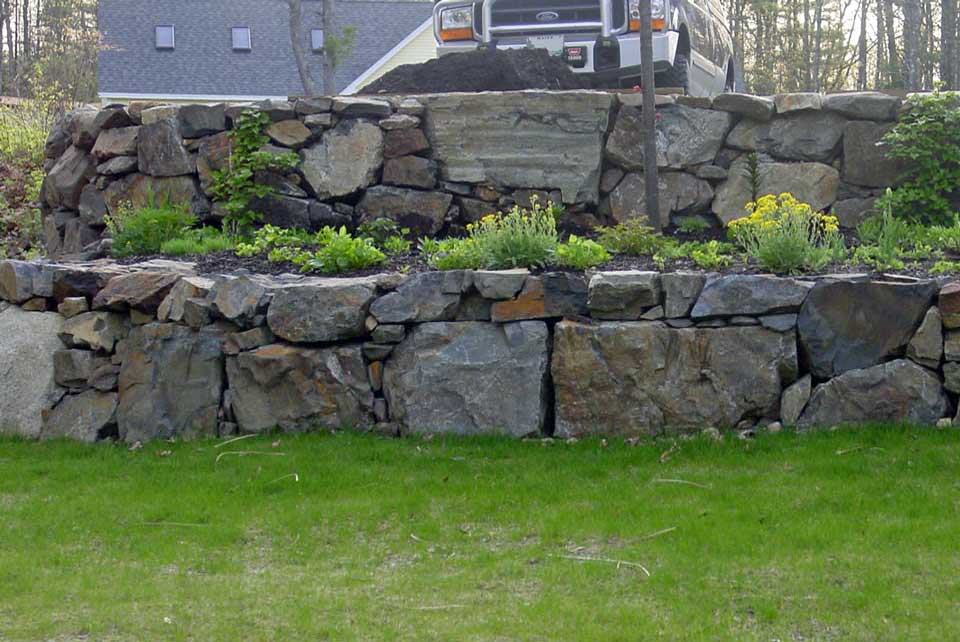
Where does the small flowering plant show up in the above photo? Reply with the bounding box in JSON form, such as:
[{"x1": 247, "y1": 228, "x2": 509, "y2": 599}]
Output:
[
  {"x1": 728, "y1": 193, "x2": 846, "y2": 274},
  {"x1": 465, "y1": 196, "x2": 560, "y2": 269}
]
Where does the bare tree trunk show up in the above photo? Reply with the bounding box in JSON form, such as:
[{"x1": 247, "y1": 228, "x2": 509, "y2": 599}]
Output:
[
  {"x1": 638, "y1": 0, "x2": 660, "y2": 229},
  {"x1": 322, "y1": 0, "x2": 337, "y2": 95},
  {"x1": 943, "y1": 0, "x2": 958, "y2": 89},
  {"x1": 813, "y1": 0, "x2": 823, "y2": 90},
  {"x1": 883, "y1": 0, "x2": 897, "y2": 85},
  {"x1": 286, "y1": 0, "x2": 317, "y2": 96},
  {"x1": 901, "y1": 0, "x2": 920, "y2": 89},
  {"x1": 858, "y1": 0, "x2": 868, "y2": 89}
]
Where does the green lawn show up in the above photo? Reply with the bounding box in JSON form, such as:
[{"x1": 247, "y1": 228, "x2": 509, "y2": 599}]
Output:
[{"x1": 1, "y1": 427, "x2": 959, "y2": 641}]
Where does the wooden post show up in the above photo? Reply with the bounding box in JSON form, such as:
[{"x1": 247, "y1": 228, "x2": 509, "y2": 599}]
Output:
[{"x1": 638, "y1": 0, "x2": 661, "y2": 228}]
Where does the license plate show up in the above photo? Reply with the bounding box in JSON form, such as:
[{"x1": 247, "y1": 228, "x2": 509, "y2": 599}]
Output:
[{"x1": 527, "y1": 35, "x2": 564, "y2": 56}]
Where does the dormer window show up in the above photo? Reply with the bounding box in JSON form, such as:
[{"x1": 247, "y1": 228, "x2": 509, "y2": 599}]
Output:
[
  {"x1": 232, "y1": 27, "x2": 252, "y2": 51},
  {"x1": 156, "y1": 25, "x2": 175, "y2": 49}
]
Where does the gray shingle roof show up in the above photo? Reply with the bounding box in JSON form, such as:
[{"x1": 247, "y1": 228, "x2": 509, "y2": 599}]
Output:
[{"x1": 98, "y1": 0, "x2": 433, "y2": 98}]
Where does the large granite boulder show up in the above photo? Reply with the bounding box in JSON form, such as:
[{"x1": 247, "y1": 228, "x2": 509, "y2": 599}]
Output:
[
  {"x1": 356, "y1": 186, "x2": 453, "y2": 236},
  {"x1": 725, "y1": 111, "x2": 847, "y2": 162},
  {"x1": 207, "y1": 275, "x2": 277, "y2": 327},
  {"x1": 822, "y1": 92, "x2": 901, "y2": 121},
  {"x1": 137, "y1": 118, "x2": 195, "y2": 177},
  {"x1": 92, "y1": 272, "x2": 181, "y2": 314},
  {"x1": 42, "y1": 390, "x2": 118, "y2": 442},
  {"x1": 490, "y1": 272, "x2": 588, "y2": 321},
  {"x1": 383, "y1": 321, "x2": 549, "y2": 436},
  {"x1": 691, "y1": 275, "x2": 813, "y2": 319},
  {"x1": 608, "y1": 171, "x2": 713, "y2": 225},
  {"x1": 798, "y1": 360, "x2": 948, "y2": 427},
  {"x1": 226, "y1": 343, "x2": 373, "y2": 433},
  {"x1": 842, "y1": 121, "x2": 906, "y2": 188},
  {"x1": 370, "y1": 271, "x2": 469, "y2": 323},
  {"x1": 798, "y1": 279, "x2": 938, "y2": 379},
  {"x1": 103, "y1": 173, "x2": 208, "y2": 219},
  {"x1": 196, "y1": 131, "x2": 234, "y2": 195},
  {"x1": 177, "y1": 104, "x2": 227, "y2": 138},
  {"x1": 44, "y1": 145, "x2": 95, "y2": 209},
  {"x1": 713, "y1": 93, "x2": 776, "y2": 121},
  {"x1": 117, "y1": 323, "x2": 224, "y2": 442},
  {"x1": 0, "y1": 307, "x2": 65, "y2": 438},
  {"x1": 91, "y1": 126, "x2": 140, "y2": 162},
  {"x1": 587, "y1": 271, "x2": 661, "y2": 319},
  {"x1": 299, "y1": 119, "x2": 383, "y2": 199},
  {"x1": 606, "y1": 104, "x2": 733, "y2": 170},
  {"x1": 267, "y1": 279, "x2": 378, "y2": 342},
  {"x1": 422, "y1": 91, "x2": 612, "y2": 204},
  {"x1": 552, "y1": 321, "x2": 798, "y2": 437},
  {"x1": 60, "y1": 311, "x2": 130, "y2": 352},
  {"x1": 712, "y1": 158, "x2": 840, "y2": 224}
]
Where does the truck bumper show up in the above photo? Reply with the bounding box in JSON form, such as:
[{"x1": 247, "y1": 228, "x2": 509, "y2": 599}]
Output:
[{"x1": 437, "y1": 31, "x2": 679, "y2": 77}]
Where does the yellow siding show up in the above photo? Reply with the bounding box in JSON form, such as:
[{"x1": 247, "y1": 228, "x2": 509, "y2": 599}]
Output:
[{"x1": 361, "y1": 25, "x2": 437, "y2": 86}]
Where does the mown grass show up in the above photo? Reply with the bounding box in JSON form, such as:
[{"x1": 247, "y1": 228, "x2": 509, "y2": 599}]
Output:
[{"x1": 1, "y1": 426, "x2": 958, "y2": 641}]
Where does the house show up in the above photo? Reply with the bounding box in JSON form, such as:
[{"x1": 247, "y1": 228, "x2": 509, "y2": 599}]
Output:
[{"x1": 97, "y1": 0, "x2": 435, "y2": 103}]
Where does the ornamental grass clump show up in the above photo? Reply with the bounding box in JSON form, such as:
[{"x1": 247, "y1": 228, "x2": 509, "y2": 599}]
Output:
[
  {"x1": 728, "y1": 193, "x2": 846, "y2": 274},
  {"x1": 468, "y1": 197, "x2": 559, "y2": 269}
]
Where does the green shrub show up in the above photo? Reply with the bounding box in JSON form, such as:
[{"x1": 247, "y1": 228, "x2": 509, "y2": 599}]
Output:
[
  {"x1": 298, "y1": 227, "x2": 386, "y2": 274},
  {"x1": 876, "y1": 89, "x2": 960, "y2": 225},
  {"x1": 688, "y1": 241, "x2": 735, "y2": 270},
  {"x1": 108, "y1": 204, "x2": 197, "y2": 257},
  {"x1": 159, "y1": 228, "x2": 235, "y2": 256},
  {"x1": 728, "y1": 193, "x2": 846, "y2": 274},
  {"x1": 420, "y1": 237, "x2": 483, "y2": 270},
  {"x1": 555, "y1": 235, "x2": 610, "y2": 269},
  {"x1": 596, "y1": 216, "x2": 664, "y2": 255},
  {"x1": 0, "y1": 103, "x2": 54, "y2": 165},
  {"x1": 468, "y1": 201, "x2": 558, "y2": 269},
  {"x1": 676, "y1": 217, "x2": 711, "y2": 235},
  {"x1": 235, "y1": 224, "x2": 315, "y2": 258}
]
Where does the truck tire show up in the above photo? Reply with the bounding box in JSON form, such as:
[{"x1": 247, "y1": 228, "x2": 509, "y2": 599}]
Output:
[{"x1": 657, "y1": 53, "x2": 690, "y2": 94}]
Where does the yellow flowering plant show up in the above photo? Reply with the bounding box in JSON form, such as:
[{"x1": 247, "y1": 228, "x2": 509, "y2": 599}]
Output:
[
  {"x1": 728, "y1": 193, "x2": 846, "y2": 274},
  {"x1": 465, "y1": 196, "x2": 559, "y2": 269}
]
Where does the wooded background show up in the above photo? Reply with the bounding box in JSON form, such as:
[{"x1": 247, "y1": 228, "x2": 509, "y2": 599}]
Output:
[{"x1": 0, "y1": 0, "x2": 955, "y2": 103}]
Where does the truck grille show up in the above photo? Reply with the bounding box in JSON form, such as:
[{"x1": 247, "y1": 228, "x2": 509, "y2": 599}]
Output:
[{"x1": 487, "y1": 0, "x2": 625, "y2": 33}]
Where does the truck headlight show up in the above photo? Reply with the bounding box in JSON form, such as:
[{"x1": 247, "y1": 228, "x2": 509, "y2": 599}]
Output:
[
  {"x1": 439, "y1": 6, "x2": 474, "y2": 41},
  {"x1": 629, "y1": 0, "x2": 667, "y2": 31}
]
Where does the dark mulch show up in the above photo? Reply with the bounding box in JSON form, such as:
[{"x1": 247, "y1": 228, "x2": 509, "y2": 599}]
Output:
[{"x1": 358, "y1": 49, "x2": 593, "y2": 95}]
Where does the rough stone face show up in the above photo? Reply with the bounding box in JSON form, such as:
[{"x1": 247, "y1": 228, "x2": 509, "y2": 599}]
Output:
[
  {"x1": 691, "y1": 275, "x2": 813, "y2": 319},
  {"x1": 939, "y1": 282, "x2": 960, "y2": 328},
  {"x1": 0, "y1": 307, "x2": 65, "y2": 438},
  {"x1": 822, "y1": 92, "x2": 900, "y2": 121},
  {"x1": 606, "y1": 104, "x2": 733, "y2": 170},
  {"x1": 552, "y1": 321, "x2": 798, "y2": 437},
  {"x1": 104, "y1": 173, "x2": 208, "y2": 219},
  {"x1": 384, "y1": 321, "x2": 549, "y2": 436},
  {"x1": 207, "y1": 276, "x2": 275, "y2": 327},
  {"x1": 138, "y1": 119, "x2": 195, "y2": 177},
  {"x1": 384, "y1": 127, "x2": 430, "y2": 158},
  {"x1": 53, "y1": 349, "x2": 97, "y2": 388},
  {"x1": 78, "y1": 184, "x2": 109, "y2": 226},
  {"x1": 422, "y1": 91, "x2": 612, "y2": 204},
  {"x1": 42, "y1": 391, "x2": 117, "y2": 442},
  {"x1": 332, "y1": 96, "x2": 392, "y2": 118},
  {"x1": 587, "y1": 271, "x2": 661, "y2": 319},
  {"x1": 608, "y1": 171, "x2": 713, "y2": 225},
  {"x1": 94, "y1": 107, "x2": 133, "y2": 132},
  {"x1": 780, "y1": 374, "x2": 812, "y2": 425},
  {"x1": 725, "y1": 111, "x2": 846, "y2": 162},
  {"x1": 798, "y1": 360, "x2": 947, "y2": 428},
  {"x1": 713, "y1": 93, "x2": 776, "y2": 121},
  {"x1": 60, "y1": 311, "x2": 130, "y2": 352},
  {"x1": 58, "y1": 297, "x2": 89, "y2": 319},
  {"x1": 52, "y1": 264, "x2": 124, "y2": 301},
  {"x1": 774, "y1": 93, "x2": 822, "y2": 113},
  {"x1": 713, "y1": 158, "x2": 840, "y2": 224},
  {"x1": 92, "y1": 126, "x2": 140, "y2": 162},
  {"x1": 140, "y1": 105, "x2": 180, "y2": 125},
  {"x1": 662, "y1": 272, "x2": 708, "y2": 318},
  {"x1": 118, "y1": 323, "x2": 224, "y2": 442},
  {"x1": 299, "y1": 119, "x2": 383, "y2": 199},
  {"x1": 158, "y1": 276, "x2": 214, "y2": 322},
  {"x1": 472, "y1": 269, "x2": 528, "y2": 300},
  {"x1": 356, "y1": 186, "x2": 452, "y2": 236},
  {"x1": 177, "y1": 104, "x2": 226, "y2": 138},
  {"x1": 371, "y1": 324, "x2": 405, "y2": 344},
  {"x1": 69, "y1": 109, "x2": 102, "y2": 149},
  {"x1": 379, "y1": 114, "x2": 420, "y2": 130},
  {"x1": 831, "y1": 196, "x2": 878, "y2": 229},
  {"x1": 295, "y1": 97, "x2": 333, "y2": 115},
  {"x1": 247, "y1": 193, "x2": 313, "y2": 230},
  {"x1": 0, "y1": 260, "x2": 41, "y2": 303},
  {"x1": 490, "y1": 273, "x2": 588, "y2": 322},
  {"x1": 944, "y1": 362, "x2": 960, "y2": 393},
  {"x1": 196, "y1": 131, "x2": 233, "y2": 195},
  {"x1": 265, "y1": 119, "x2": 312, "y2": 149},
  {"x1": 760, "y1": 313, "x2": 798, "y2": 332},
  {"x1": 906, "y1": 307, "x2": 943, "y2": 369},
  {"x1": 267, "y1": 279, "x2": 377, "y2": 342},
  {"x1": 44, "y1": 145, "x2": 95, "y2": 209},
  {"x1": 226, "y1": 343, "x2": 373, "y2": 433},
  {"x1": 370, "y1": 271, "x2": 468, "y2": 323},
  {"x1": 798, "y1": 279, "x2": 938, "y2": 379},
  {"x1": 943, "y1": 330, "x2": 960, "y2": 361},
  {"x1": 92, "y1": 272, "x2": 180, "y2": 314},
  {"x1": 382, "y1": 155, "x2": 437, "y2": 189},
  {"x1": 842, "y1": 121, "x2": 906, "y2": 188},
  {"x1": 96, "y1": 155, "x2": 139, "y2": 176},
  {"x1": 252, "y1": 99, "x2": 295, "y2": 122}
]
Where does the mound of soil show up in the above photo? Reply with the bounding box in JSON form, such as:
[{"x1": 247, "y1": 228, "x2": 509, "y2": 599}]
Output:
[{"x1": 359, "y1": 48, "x2": 594, "y2": 95}]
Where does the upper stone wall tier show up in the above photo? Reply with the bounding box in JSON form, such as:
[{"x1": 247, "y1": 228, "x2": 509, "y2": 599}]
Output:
[
  {"x1": 41, "y1": 91, "x2": 921, "y2": 260},
  {"x1": 1, "y1": 258, "x2": 959, "y2": 442}
]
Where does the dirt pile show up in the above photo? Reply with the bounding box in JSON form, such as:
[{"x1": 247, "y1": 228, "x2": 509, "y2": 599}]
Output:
[{"x1": 358, "y1": 48, "x2": 593, "y2": 95}]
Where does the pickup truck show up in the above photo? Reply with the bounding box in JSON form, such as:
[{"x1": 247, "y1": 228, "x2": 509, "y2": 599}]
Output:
[{"x1": 433, "y1": 0, "x2": 737, "y2": 96}]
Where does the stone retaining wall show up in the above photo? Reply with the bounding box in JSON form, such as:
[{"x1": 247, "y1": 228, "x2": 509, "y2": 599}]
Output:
[
  {"x1": 41, "y1": 91, "x2": 907, "y2": 259},
  {"x1": 2, "y1": 259, "x2": 959, "y2": 442}
]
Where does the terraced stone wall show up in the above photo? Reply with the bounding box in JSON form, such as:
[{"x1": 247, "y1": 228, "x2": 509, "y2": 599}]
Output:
[
  {"x1": 41, "y1": 91, "x2": 909, "y2": 259},
  {"x1": 1, "y1": 259, "x2": 958, "y2": 442}
]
